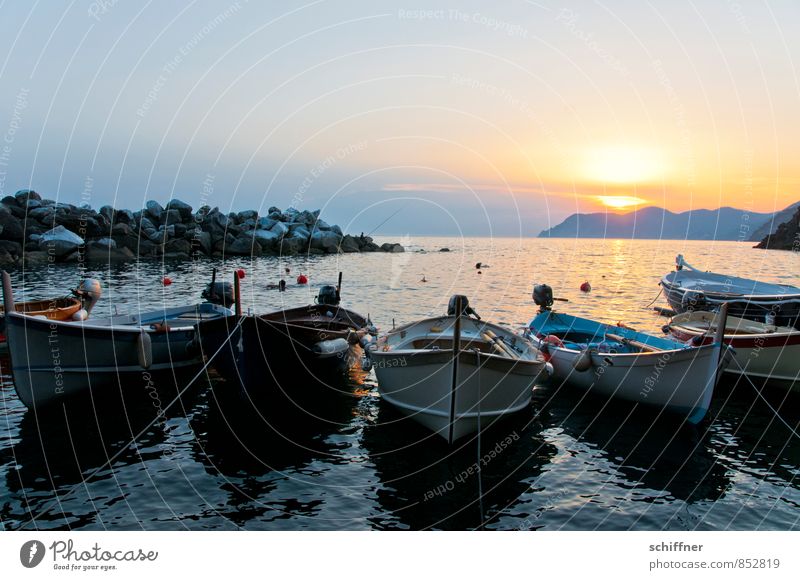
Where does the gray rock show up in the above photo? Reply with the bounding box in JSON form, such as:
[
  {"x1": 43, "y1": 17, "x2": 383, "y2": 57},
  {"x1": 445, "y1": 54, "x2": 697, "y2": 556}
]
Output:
[
  {"x1": 157, "y1": 224, "x2": 176, "y2": 239},
  {"x1": 226, "y1": 235, "x2": 261, "y2": 256},
  {"x1": 26, "y1": 199, "x2": 43, "y2": 211},
  {"x1": 282, "y1": 208, "x2": 300, "y2": 222},
  {"x1": 315, "y1": 219, "x2": 331, "y2": 231},
  {"x1": 99, "y1": 205, "x2": 115, "y2": 223},
  {"x1": 270, "y1": 221, "x2": 290, "y2": 237},
  {"x1": 252, "y1": 229, "x2": 279, "y2": 250},
  {"x1": 439, "y1": 247, "x2": 450, "y2": 252},
  {"x1": 160, "y1": 209, "x2": 182, "y2": 226},
  {"x1": 0, "y1": 240, "x2": 22, "y2": 256},
  {"x1": 0, "y1": 207, "x2": 23, "y2": 240},
  {"x1": 278, "y1": 236, "x2": 306, "y2": 255},
  {"x1": 295, "y1": 209, "x2": 319, "y2": 227},
  {"x1": 165, "y1": 199, "x2": 193, "y2": 220},
  {"x1": 339, "y1": 235, "x2": 360, "y2": 253},
  {"x1": 22, "y1": 251, "x2": 49, "y2": 266},
  {"x1": 111, "y1": 223, "x2": 133, "y2": 236},
  {"x1": 94, "y1": 237, "x2": 117, "y2": 249},
  {"x1": 331, "y1": 224, "x2": 343, "y2": 236},
  {"x1": 268, "y1": 210, "x2": 283, "y2": 221},
  {"x1": 237, "y1": 210, "x2": 258, "y2": 222},
  {"x1": 145, "y1": 200, "x2": 163, "y2": 221},
  {"x1": 380, "y1": 243, "x2": 404, "y2": 253},
  {"x1": 29, "y1": 207, "x2": 55, "y2": 222},
  {"x1": 164, "y1": 238, "x2": 192, "y2": 255},
  {"x1": 191, "y1": 230, "x2": 212, "y2": 255},
  {"x1": 256, "y1": 216, "x2": 277, "y2": 230},
  {"x1": 116, "y1": 209, "x2": 133, "y2": 224},
  {"x1": 40, "y1": 225, "x2": 84, "y2": 246},
  {"x1": 240, "y1": 218, "x2": 256, "y2": 231},
  {"x1": 173, "y1": 223, "x2": 188, "y2": 238},
  {"x1": 310, "y1": 230, "x2": 342, "y2": 253},
  {"x1": 15, "y1": 189, "x2": 41, "y2": 204},
  {"x1": 0, "y1": 249, "x2": 16, "y2": 266}
]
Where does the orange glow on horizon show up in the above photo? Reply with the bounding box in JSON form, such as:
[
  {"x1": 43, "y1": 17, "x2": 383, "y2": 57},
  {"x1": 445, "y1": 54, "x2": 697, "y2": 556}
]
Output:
[{"x1": 595, "y1": 195, "x2": 649, "y2": 210}]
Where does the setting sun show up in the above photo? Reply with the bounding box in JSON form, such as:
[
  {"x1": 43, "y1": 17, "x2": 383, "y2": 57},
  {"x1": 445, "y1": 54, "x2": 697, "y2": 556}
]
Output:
[
  {"x1": 596, "y1": 195, "x2": 648, "y2": 210},
  {"x1": 584, "y1": 146, "x2": 665, "y2": 184}
]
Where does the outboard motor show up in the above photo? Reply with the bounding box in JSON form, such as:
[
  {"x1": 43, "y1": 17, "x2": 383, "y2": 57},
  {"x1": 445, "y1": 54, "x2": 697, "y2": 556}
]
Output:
[
  {"x1": 202, "y1": 281, "x2": 234, "y2": 307},
  {"x1": 681, "y1": 289, "x2": 708, "y2": 312},
  {"x1": 317, "y1": 285, "x2": 340, "y2": 306},
  {"x1": 447, "y1": 294, "x2": 480, "y2": 319},
  {"x1": 72, "y1": 278, "x2": 103, "y2": 319},
  {"x1": 533, "y1": 284, "x2": 554, "y2": 312}
]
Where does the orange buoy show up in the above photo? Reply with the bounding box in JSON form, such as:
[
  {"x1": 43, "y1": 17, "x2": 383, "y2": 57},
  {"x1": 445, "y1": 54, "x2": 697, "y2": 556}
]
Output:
[
  {"x1": 297, "y1": 274, "x2": 308, "y2": 285},
  {"x1": 580, "y1": 281, "x2": 591, "y2": 293},
  {"x1": 236, "y1": 269, "x2": 246, "y2": 279},
  {"x1": 162, "y1": 277, "x2": 172, "y2": 286}
]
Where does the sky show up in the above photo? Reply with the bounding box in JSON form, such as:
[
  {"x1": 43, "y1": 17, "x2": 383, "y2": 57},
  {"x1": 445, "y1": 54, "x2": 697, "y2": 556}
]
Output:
[{"x1": 0, "y1": 0, "x2": 798, "y2": 236}]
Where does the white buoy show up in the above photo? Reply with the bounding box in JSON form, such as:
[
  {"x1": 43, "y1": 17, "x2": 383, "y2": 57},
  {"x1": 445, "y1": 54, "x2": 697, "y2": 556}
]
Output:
[{"x1": 136, "y1": 331, "x2": 153, "y2": 369}]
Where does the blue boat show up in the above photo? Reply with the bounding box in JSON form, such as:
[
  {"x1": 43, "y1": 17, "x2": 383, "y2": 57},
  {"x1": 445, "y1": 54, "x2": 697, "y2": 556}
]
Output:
[{"x1": 526, "y1": 285, "x2": 731, "y2": 423}]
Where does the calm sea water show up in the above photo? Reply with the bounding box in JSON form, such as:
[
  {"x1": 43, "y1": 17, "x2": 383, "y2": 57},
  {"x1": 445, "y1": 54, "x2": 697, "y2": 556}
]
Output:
[{"x1": 1, "y1": 238, "x2": 798, "y2": 530}]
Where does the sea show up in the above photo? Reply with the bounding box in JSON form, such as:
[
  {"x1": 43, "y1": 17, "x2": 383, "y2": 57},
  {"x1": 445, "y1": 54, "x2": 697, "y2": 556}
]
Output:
[{"x1": 1, "y1": 238, "x2": 798, "y2": 531}]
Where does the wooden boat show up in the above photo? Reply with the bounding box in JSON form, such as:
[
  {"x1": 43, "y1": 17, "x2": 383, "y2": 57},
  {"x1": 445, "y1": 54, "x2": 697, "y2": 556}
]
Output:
[
  {"x1": 369, "y1": 295, "x2": 552, "y2": 444},
  {"x1": 526, "y1": 285, "x2": 731, "y2": 424},
  {"x1": 199, "y1": 275, "x2": 373, "y2": 399},
  {"x1": 661, "y1": 254, "x2": 800, "y2": 329},
  {"x1": 1, "y1": 270, "x2": 232, "y2": 409},
  {"x1": 0, "y1": 298, "x2": 81, "y2": 345},
  {"x1": 666, "y1": 310, "x2": 800, "y2": 391}
]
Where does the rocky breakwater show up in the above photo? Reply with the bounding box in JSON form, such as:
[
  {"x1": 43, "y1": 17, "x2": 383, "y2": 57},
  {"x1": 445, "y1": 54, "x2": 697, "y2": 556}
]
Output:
[{"x1": 0, "y1": 189, "x2": 404, "y2": 267}]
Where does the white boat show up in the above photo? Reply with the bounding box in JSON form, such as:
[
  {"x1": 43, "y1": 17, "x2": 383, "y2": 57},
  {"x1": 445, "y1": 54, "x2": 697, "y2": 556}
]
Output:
[
  {"x1": 526, "y1": 285, "x2": 731, "y2": 424},
  {"x1": 369, "y1": 295, "x2": 552, "y2": 444},
  {"x1": 661, "y1": 254, "x2": 800, "y2": 329},
  {"x1": 1, "y1": 270, "x2": 232, "y2": 409},
  {"x1": 666, "y1": 310, "x2": 800, "y2": 391}
]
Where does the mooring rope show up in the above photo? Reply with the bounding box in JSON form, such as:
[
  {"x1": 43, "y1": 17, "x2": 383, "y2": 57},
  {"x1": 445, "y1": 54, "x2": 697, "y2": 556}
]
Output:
[
  {"x1": 19, "y1": 315, "x2": 246, "y2": 530},
  {"x1": 645, "y1": 286, "x2": 664, "y2": 309}
]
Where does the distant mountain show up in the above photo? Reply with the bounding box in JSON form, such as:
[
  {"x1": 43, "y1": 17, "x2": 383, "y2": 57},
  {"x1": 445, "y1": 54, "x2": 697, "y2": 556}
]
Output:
[
  {"x1": 747, "y1": 201, "x2": 800, "y2": 241},
  {"x1": 538, "y1": 204, "x2": 799, "y2": 240},
  {"x1": 755, "y1": 205, "x2": 800, "y2": 251}
]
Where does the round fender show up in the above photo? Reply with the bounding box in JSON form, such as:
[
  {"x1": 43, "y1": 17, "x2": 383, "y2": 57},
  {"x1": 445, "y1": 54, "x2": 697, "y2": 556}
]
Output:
[
  {"x1": 573, "y1": 350, "x2": 592, "y2": 372},
  {"x1": 136, "y1": 331, "x2": 153, "y2": 369}
]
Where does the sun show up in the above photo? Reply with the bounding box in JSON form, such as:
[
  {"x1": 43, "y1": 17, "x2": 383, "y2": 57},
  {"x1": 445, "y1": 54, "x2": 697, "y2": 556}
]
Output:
[
  {"x1": 596, "y1": 195, "x2": 648, "y2": 210},
  {"x1": 584, "y1": 146, "x2": 664, "y2": 184}
]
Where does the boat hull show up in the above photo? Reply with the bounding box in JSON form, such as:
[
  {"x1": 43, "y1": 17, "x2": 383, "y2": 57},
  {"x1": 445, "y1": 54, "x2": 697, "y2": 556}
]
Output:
[
  {"x1": 372, "y1": 329, "x2": 548, "y2": 443},
  {"x1": 3, "y1": 303, "x2": 228, "y2": 409},
  {"x1": 667, "y1": 313, "x2": 800, "y2": 391},
  {"x1": 661, "y1": 270, "x2": 800, "y2": 330},
  {"x1": 199, "y1": 305, "x2": 369, "y2": 403},
  {"x1": 535, "y1": 339, "x2": 723, "y2": 421}
]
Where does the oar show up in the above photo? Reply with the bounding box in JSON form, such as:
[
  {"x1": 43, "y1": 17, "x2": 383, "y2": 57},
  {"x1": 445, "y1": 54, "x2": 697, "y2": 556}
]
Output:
[
  {"x1": 605, "y1": 332, "x2": 661, "y2": 353},
  {"x1": 482, "y1": 328, "x2": 520, "y2": 359}
]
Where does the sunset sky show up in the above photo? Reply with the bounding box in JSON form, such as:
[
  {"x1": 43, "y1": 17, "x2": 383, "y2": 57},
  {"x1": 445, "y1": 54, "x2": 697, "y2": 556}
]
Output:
[{"x1": 0, "y1": 1, "x2": 798, "y2": 235}]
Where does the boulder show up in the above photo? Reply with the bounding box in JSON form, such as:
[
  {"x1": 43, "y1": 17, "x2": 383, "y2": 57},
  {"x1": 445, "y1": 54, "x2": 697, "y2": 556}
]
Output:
[
  {"x1": 0, "y1": 249, "x2": 16, "y2": 266},
  {"x1": 282, "y1": 207, "x2": 300, "y2": 222},
  {"x1": 226, "y1": 235, "x2": 261, "y2": 256},
  {"x1": 0, "y1": 207, "x2": 23, "y2": 240},
  {"x1": 93, "y1": 237, "x2": 117, "y2": 249},
  {"x1": 173, "y1": 223, "x2": 188, "y2": 238},
  {"x1": 25, "y1": 199, "x2": 43, "y2": 211},
  {"x1": 99, "y1": 205, "x2": 115, "y2": 223},
  {"x1": 339, "y1": 235, "x2": 360, "y2": 253},
  {"x1": 380, "y1": 242, "x2": 405, "y2": 253},
  {"x1": 22, "y1": 251, "x2": 50, "y2": 266},
  {"x1": 288, "y1": 224, "x2": 310, "y2": 238},
  {"x1": 15, "y1": 189, "x2": 41, "y2": 205},
  {"x1": 310, "y1": 230, "x2": 342, "y2": 254},
  {"x1": 269, "y1": 221, "x2": 290, "y2": 238},
  {"x1": 157, "y1": 224, "x2": 176, "y2": 239},
  {"x1": 191, "y1": 230, "x2": 212, "y2": 255},
  {"x1": 315, "y1": 219, "x2": 332, "y2": 231},
  {"x1": 237, "y1": 210, "x2": 258, "y2": 222},
  {"x1": 295, "y1": 209, "x2": 319, "y2": 227},
  {"x1": 160, "y1": 209, "x2": 183, "y2": 226},
  {"x1": 111, "y1": 223, "x2": 133, "y2": 236},
  {"x1": 256, "y1": 216, "x2": 277, "y2": 230},
  {"x1": 278, "y1": 236, "x2": 306, "y2": 255},
  {"x1": 40, "y1": 225, "x2": 84, "y2": 258},
  {"x1": 29, "y1": 206, "x2": 55, "y2": 223},
  {"x1": 145, "y1": 200, "x2": 164, "y2": 222},
  {"x1": 164, "y1": 238, "x2": 192, "y2": 255},
  {"x1": 439, "y1": 247, "x2": 450, "y2": 252},
  {"x1": 116, "y1": 209, "x2": 134, "y2": 225},
  {"x1": 240, "y1": 218, "x2": 257, "y2": 231},
  {"x1": 165, "y1": 199, "x2": 193, "y2": 220},
  {"x1": 0, "y1": 240, "x2": 22, "y2": 256},
  {"x1": 331, "y1": 224, "x2": 343, "y2": 236},
  {"x1": 252, "y1": 229, "x2": 280, "y2": 251}
]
